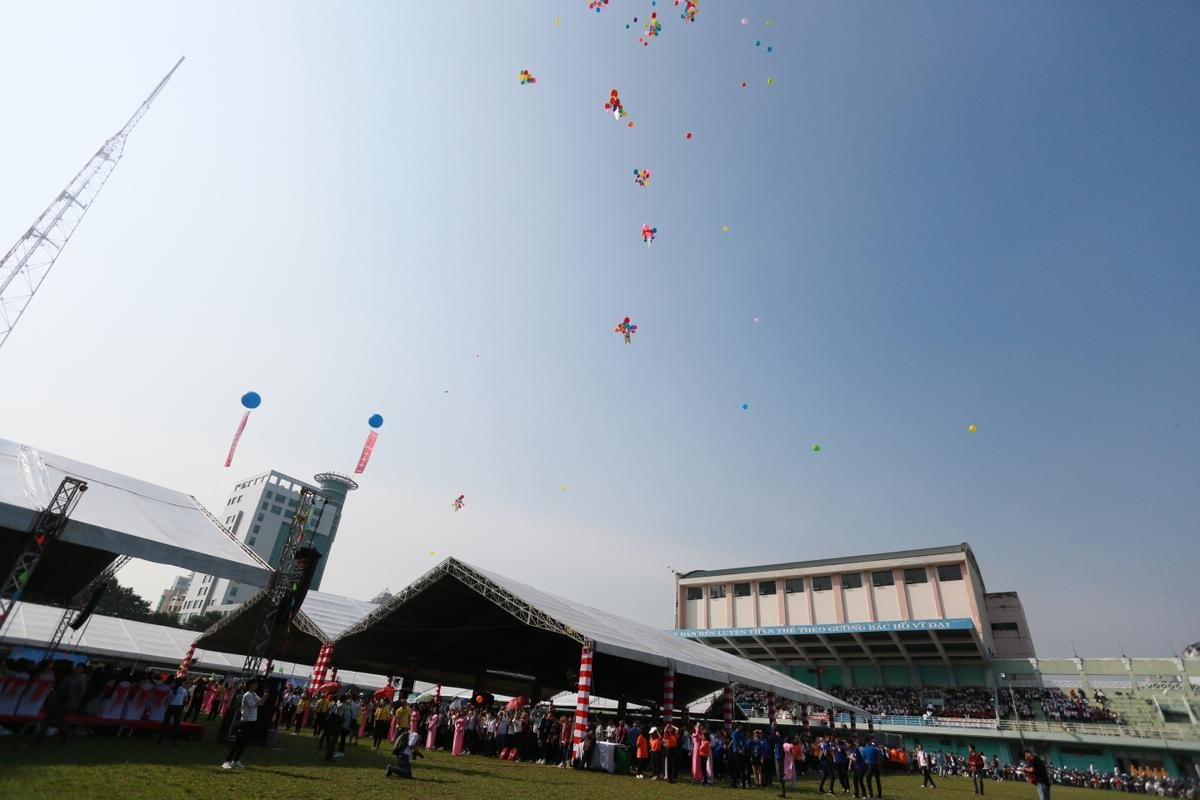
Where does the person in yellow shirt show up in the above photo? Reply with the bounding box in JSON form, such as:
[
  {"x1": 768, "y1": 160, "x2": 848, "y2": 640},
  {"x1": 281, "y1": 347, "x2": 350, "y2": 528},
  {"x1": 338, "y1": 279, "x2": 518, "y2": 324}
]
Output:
[
  {"x1": 293, "y1": 695, "x2": 310, "y2": 734},
  {"x1": 315, "y1": 694, "x2": 332, "y2": 747},
  {"x1": 373, "y1": 702, "x2": 391, "y2": 749},
  {"x1": 395, "y1": 701, "x2": 413, "y2": 741}
]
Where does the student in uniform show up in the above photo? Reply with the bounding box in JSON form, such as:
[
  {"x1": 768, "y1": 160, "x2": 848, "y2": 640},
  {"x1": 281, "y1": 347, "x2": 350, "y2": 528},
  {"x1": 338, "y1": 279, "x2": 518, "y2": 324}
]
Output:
[
  {"x1": 967, "y1": 745, "x2": 986, "y2": 795},
  {"x1": 917, "y1": 743, "x2": 937, "y2": 788}
]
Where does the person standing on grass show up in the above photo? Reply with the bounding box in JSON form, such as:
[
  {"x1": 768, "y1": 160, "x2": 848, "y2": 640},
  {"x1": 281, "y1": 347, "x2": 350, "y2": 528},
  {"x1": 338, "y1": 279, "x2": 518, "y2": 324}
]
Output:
[
  {"x1": 862, "y1": 738, "x2": 884, "y2": 799},
  {"x1": 293, "y1": 693, "x2": 309, "y2": 734},
  {"x1": 158, "y1": 678, "x2": 188, "y2": 744},
  {"x1": 663, "y1": 720, "x2": 680, "y2": 782},
  {"x1": 968, "y1": 745, "x2": 986, "y2": 795},
  {"x1": 851, "y1": 740, "x2": 868, "y2": 800},
  {"x1": 819, "y1": 738, "x2": 837, "y2": 795},
  {"x1": 222, "y1": 680, "x2": 262, "y2": 770},
  {"x1": 184, "y1": 678, "x2": 206, "y2": 723},
  {"x1": 917, "y1": 743, "x2": 936, "y2": 788},
  {"x1": 1024, "y1": 750, "x2": 1051, "y2": 800},
  {"x1": 835, "y1": 738, "x2": 851, "y2": 793}
]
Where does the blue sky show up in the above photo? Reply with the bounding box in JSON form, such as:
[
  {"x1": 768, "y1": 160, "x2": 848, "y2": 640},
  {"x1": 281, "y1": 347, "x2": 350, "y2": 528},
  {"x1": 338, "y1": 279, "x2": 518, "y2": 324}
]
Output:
[{"x1": 0, "y1": 1, "x2": 1196, "y2": 658}]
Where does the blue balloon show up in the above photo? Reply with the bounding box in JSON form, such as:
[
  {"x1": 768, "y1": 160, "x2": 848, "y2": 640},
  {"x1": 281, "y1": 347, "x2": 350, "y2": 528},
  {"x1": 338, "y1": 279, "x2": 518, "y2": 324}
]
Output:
[
  {"x1": 368, "y1": 413, "x2": 384, "y2": 429},
  {"x1": 741, "y1": 403, "x2": 749, "y2": 410},
  {"x1": 241, "y1": 391, "x2": 261, "y2": 409}
]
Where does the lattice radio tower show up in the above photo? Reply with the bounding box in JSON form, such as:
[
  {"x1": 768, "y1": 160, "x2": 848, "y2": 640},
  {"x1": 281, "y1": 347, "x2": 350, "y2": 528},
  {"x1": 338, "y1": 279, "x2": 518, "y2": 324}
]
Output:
[{"x1": 0, "y1": 57, "x2": 184, "y2": 352}]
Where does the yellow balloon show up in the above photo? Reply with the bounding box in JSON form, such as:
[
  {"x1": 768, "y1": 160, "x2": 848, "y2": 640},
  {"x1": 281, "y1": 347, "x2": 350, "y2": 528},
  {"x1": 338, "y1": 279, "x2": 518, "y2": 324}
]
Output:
[
  {"x1": 560, "y1": 485, "x2": 568, "y2": 491},
  {"x1": 767, "y1": 77, "x2": 776, "y2": 85},
  {"x1": 554, "y1": 17, "x2": 561, "y2": 24},
  {"x1": 968, "y1": 424, "x2": 977, "y2": 433},
  {"x1": 721, "y1": 225, "x2": 730, "y2": 232}
]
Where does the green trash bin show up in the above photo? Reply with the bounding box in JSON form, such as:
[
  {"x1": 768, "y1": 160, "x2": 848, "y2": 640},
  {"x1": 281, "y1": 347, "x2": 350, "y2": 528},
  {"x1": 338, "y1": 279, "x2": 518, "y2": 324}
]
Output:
[{"x1": 613, "y1": 744, "x2": 631, "y2": 775}]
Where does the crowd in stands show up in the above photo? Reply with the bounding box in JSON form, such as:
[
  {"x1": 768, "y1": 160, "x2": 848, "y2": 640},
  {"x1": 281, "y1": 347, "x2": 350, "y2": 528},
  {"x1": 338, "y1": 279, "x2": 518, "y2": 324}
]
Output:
[{"x1": 812, "y1": 685, "x2": 1126, "y2": 726}]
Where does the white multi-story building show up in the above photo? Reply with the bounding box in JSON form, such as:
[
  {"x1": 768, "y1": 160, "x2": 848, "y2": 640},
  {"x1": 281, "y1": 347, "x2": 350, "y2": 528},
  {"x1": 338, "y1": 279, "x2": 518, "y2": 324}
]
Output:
[
  {"x1": 671, "y1": 543, "x2": 1036, "y2": 688},
  {"x1": 155, "y1": 573, "x2": 192, "y2": 616},
  {"x1": 177, "y1": 469, "x2": 357, "y2": 622}
]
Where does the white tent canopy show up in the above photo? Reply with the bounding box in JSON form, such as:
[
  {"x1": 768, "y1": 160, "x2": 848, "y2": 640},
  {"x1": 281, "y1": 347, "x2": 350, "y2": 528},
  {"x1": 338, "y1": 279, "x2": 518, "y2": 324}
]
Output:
[
  {"x1": 0, "y1": 601, "x2": 389, "y2": 687},
  {"x1": 0, "y1": 439, "x2": 272, "y2": 588}
]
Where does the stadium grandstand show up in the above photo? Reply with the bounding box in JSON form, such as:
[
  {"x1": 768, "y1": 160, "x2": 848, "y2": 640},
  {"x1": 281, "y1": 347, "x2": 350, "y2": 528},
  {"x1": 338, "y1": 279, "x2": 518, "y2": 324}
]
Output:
[{"x1": 671, "y1": 543, "x2": 1200, "y2": 780}]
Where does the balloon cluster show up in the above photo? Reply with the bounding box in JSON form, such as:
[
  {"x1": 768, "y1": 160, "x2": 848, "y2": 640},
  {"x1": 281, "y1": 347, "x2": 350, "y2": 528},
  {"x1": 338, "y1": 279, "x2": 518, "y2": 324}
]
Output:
[
  {"x1": 633, "y1": 168, "x2": 651, "y2": 187},
  {"x1": 641, "y1": 223, "x2": 658, "y2": 246},
  {"x1": 614, "y1": 316, "x2": 638, "y2": 344},
  {"x1": 518, "y1": 69, "x2": 536, "y2": 85},
  {"x1": 604, "y1": 88, "x2": 627, "y2": 121},
  {"x1": 676, "y1": 0, "x2": 698, "y2": 23},
  {"x1": 451, "y1": 494, "x2": 466, "y2": 512},
  {"x1": 638, "y1": 12, "x2": 662, "y2": 46},
  {"x1": 588, "y1": 0, "x2": 610, "y2": 11}
]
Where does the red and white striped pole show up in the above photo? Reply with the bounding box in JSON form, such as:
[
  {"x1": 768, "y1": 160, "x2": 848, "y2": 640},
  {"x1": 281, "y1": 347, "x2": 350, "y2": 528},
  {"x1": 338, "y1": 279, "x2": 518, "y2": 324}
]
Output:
[
  {"x1": 662, "y1": 668, "x2": 675, "y2": 724},
  {"x1": 571, "y1": 646, "x2": 594, "y2": 758},
  {"x1": 722, "y1": 684, "x2": 734, "y2": 732},
  {"x1": 303, "y1": 643, "x2": 334, "y2": 726},
  {"x1": 767, "y1": 691, "x2": 776, "y2": 724},
  {"x1": 176, "y1": 641, "x2": 197, "y2": 679}
]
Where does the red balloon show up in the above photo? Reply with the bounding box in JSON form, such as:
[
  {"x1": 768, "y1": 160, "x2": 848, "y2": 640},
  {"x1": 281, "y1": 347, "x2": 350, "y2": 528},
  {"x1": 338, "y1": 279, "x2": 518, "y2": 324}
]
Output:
[
  {"x1": 623, "y1": 317, "x2": 630, "y2": 324},
  {"x1": 685, "y1": 132, "x2": 693, "y2": 139}
]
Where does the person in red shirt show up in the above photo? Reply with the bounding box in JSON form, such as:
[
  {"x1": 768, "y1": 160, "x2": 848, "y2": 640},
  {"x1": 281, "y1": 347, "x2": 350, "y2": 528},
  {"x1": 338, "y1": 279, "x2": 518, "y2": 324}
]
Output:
[
  {"x1": 636, "y1": 729, "x2": 650, "y2": 778},
  {"x1": 967, "y1": 744, "x2": 986, "y2": 795}
]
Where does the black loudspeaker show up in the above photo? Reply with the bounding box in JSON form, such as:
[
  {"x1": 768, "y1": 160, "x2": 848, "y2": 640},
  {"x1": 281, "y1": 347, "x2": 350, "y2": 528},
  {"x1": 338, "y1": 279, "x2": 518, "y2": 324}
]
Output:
[{"x1": 70, "y1": 582, "x2": 108, "y2": 630}]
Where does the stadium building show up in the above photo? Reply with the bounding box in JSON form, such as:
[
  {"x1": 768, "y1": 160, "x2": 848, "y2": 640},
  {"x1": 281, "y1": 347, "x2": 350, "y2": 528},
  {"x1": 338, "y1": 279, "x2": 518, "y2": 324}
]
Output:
[{"x1": 672, "y1": 543, "x2": 1200, "y2": 780}]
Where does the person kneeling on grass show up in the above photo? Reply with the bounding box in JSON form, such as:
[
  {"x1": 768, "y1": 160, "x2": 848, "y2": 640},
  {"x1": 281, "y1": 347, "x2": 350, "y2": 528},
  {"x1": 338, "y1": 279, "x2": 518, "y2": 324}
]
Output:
[{"x1": 386, "y1": 730, "x2": 424, "y2": 779}]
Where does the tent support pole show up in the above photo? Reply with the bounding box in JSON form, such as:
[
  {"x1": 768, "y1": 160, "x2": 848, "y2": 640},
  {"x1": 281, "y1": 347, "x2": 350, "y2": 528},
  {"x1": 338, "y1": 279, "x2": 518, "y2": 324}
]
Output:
[{"x1": 571, "y1": 645, "x2": 593, "y2": 761}]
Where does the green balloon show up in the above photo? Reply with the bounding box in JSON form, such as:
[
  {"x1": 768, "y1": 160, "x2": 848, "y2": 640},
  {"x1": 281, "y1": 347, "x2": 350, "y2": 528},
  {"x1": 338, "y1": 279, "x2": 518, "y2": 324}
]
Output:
[{"x1": 811, "y1": 444, "x2": 821, "y2": 452}]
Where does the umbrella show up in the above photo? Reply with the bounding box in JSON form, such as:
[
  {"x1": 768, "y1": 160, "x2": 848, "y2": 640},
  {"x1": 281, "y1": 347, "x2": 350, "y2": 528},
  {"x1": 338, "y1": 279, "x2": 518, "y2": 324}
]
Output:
[
  {"x1": 449, "y1": 697, "x2": 469, "y2": 710},
  {"x1": 316, "y1": 681, "x2": 340, "y2": 696},
  {"x1": 505, "y1": 696, "x2": 527, "y2": 712},
  {"x1": 373, "y1": 687, "x2": 393, "y2": 701},
  {"x1": 414, "y1": 690, "x2": 436, "y2": 704}
]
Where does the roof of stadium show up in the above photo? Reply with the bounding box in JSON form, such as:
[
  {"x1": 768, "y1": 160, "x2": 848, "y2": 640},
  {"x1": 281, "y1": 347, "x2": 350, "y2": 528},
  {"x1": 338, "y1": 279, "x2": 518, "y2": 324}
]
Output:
[{"x1": 678, "y1": 543, "x2": 983, "y2": 582}]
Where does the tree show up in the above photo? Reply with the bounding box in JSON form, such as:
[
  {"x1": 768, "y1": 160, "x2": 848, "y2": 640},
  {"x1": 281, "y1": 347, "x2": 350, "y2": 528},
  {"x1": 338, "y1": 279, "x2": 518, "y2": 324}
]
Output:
[
  {"x1": 92, "y1": 576, "x2": 153, "y2": 622},
  {"x1": 180, "y1": 611, "x2": 224, "y2": 632}
]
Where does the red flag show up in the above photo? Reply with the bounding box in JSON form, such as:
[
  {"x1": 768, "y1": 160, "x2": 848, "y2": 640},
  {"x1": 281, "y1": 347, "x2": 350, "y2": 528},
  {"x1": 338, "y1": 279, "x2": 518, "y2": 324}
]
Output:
[{"x1": 224, "y1": 410, "x2": 250, "y2": 468}]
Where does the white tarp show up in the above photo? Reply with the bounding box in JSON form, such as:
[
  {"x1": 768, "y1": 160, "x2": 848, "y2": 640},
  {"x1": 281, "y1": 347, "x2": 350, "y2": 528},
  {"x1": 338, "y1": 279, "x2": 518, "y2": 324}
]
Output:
[
  {"x1": 0, "y1": 439, "x2": 271, "y2": 586},
  {"x1": 0, "y1": 601, "x2": 388, "y2": 687},
  {"x1": 295, "y1": 591, "x2": 378, "y2": 640},
  {"x1": 387, "y1": 558, "x2": 860, "y2": 712}
]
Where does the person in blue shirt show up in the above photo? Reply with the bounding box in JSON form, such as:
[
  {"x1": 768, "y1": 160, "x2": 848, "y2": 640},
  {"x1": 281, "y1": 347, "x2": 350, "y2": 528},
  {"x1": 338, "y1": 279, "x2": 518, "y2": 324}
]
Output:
[
  {"x1": 749, "y1": 730, "x2": 767, "y2": 787},
  {"x1": 819, "y1": 738, "x2": 837, "y2": 795},
  {"x1": 710, "y1": 730, "x2": 725, "y2": 783},
  {"x1": 862, "y1": 739, "x2": 884, "y2": 798},
  {"x1": 851, "y1": 741, "x2": 868, "y2": 799},
  {"x1": 834, "y1": 739, "x2": 851, "y2": 793},
  {"x1": 729, "y1": 725, "x2": 748, "y2": 789}
]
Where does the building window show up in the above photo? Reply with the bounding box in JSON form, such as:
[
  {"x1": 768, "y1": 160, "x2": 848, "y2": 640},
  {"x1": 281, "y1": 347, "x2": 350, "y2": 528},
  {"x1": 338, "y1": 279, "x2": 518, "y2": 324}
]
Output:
[
  {"x1": 936, "y1": 564, "x2": 963, "y2": 582},
  {"x1": 256, "y1": 514, "x2": 264, "y2": 523},
  {"x1": 991, "y1": 622, "x2": 1019, "y2": 632},
  {"x1": 287, "y1": 498, "x2": 298, "y2": 507},
  {"x1": 709, "y1": 585, "x2": 727, "y2": 600},
  {"x1": 758, "y1": 581, "x2": 776, "y2": 596},
  {"x1": 871, "y1": 570, "x2": 895, "y2": 587},
  {"x1": 229, "y1": 587, "x2": 238, "y2": 597},
  {"x1": 785, "y1": 578, "x2": 805, "y2": 593},
  {"x1": 265, "y1": 490, "x2": 273, "y2": 500},
  {"x1": 247, "y1": 537, "x2": 256, "y2": 546},
  {"x1": 903, "y1": 567, "x2": 928, "y2": 584},
  {"x1": 733, "y1": 583, "x2": 751, "y2": 598},
  {"x1": 811, "y1": 575, "x2": 833, "y2": 592},
  {"x1": 252, "y1": 524, "x2": 260, "y2": 534},
  {"x1": 261, "y1": 501, "x2": 268, "y2": 511},
  {"x1": 271, "y1": 505, "x2": 283, "y2": 515},
  {"x1": 686, "y1": 587, "x2": 703, "y2": 601},
  {"x1": 841, "y1": 573, "x2": 863, "y2": 590}
]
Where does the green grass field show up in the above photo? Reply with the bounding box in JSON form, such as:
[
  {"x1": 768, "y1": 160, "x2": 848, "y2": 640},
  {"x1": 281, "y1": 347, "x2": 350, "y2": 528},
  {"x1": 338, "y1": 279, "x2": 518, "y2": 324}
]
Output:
[{"x1": 0, "y1": 724, "x2": 1098, "y2": 800}]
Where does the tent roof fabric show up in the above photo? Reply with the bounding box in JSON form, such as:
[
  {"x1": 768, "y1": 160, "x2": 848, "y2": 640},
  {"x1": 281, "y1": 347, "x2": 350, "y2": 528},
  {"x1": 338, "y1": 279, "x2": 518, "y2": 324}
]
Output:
[
  {"x1": 336, "y1": 557, "x2": 861, "y2": 712},
  {"x1": 0, "y1": 601, "x2": 389, "y2": 688},
  {"x1": 193, "y1": 588, "x2": 378, "y2": 664},
  {"x1": 0, "y1": 440, "x2": 272, "y2": 595}
]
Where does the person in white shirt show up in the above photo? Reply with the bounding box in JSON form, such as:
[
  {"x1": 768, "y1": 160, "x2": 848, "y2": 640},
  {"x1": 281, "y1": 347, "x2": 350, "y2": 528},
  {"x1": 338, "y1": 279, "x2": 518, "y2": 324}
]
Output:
[
  {"x1": 158, "y1": 679, "x2": 189, "y2": 745},
  {"x1": 916, "y1": 744, "x2": 937, "y2": 788},
  {"x1": 222, "y1": 679, "x2": 263, "y2": 769}
]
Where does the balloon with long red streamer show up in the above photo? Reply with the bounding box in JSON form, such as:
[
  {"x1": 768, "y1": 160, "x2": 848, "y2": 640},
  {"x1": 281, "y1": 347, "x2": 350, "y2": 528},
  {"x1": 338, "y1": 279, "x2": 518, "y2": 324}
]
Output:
[
  {"x1": 354, "y1": 413, "x2": 384, "y2": 474},
  {"x1": 225, "y1": 392, "x2": 261, "y2": 467}
]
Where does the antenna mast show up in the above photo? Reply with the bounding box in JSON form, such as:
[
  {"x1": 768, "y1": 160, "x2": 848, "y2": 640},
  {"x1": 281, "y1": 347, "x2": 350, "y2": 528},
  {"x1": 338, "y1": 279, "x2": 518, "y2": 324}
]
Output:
[{"x1": 0, "y1": 56, "x2": 184, "y2": 352}]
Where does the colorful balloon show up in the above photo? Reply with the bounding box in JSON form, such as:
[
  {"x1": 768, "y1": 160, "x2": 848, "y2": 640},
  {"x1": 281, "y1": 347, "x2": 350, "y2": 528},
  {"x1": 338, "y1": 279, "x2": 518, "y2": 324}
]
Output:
[
  {"x1": 355, "y1": 414, "x2": 384, "y2": 474},
  {"x1": 518, "y1": 69, "x2": 537, "y2": 85},
  {"x1": 633, "y1": 167, "x2": 652, "y2": 187},
  {"x1": 812, "y1": 444, "x2": 822, "y2": 452},
  {"x1": 741, "y1": 17, "x2": 748, "y2": 25},
  {"x1": 604, "y1": 88, "x2": 628, "y2": 121},
  {"x1": 721, "y1": 225, "x2": 729, "y2": 232},
  {"x1": 678, "y1": 0, "x2": 698, "y2": 22},
  {"x1": 968, "y1": 424, "x2": 977, "y2": 433},
  {"x1": 614, "y1": 316, "x2": 639, "y2": 344},
  {"x1": 451, "y1": 494, "x2": 465, "y2": 512},
  {"x1": 225, "y1": 393, "x2": 260, "y2": 467},
  {"x1": 641, "y1": 223, "x2": 658, "y2": 246},
  {"x1": 741, "y1": 403, "x2": 749, "y2": 410}
]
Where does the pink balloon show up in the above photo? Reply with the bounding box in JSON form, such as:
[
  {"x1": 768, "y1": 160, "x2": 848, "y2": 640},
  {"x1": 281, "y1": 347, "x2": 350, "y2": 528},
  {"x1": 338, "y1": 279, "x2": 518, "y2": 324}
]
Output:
[{"x1": 741, "y1": 17, "x2": 748, "y2": 25}]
